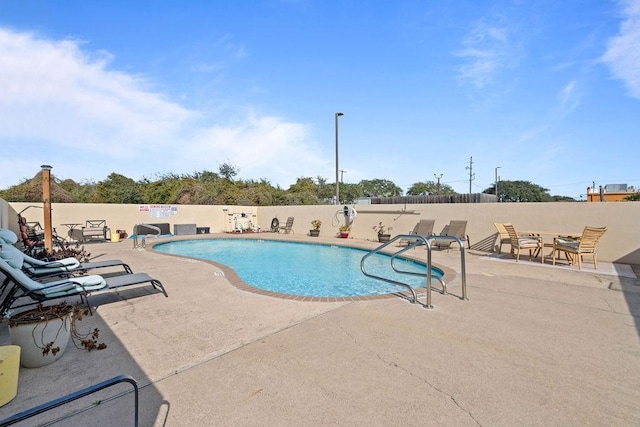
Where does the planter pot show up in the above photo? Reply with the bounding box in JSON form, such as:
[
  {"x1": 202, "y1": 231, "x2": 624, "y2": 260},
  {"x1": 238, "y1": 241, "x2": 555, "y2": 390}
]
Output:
[
  {"x1": 0, "y1": 345, "x2": 20, "y2": 406},
  {"x1": 340, "y1": 232, "x2": 349, "y2": 238},
  {"x1": 378, "y1": 234, "x2": 391, "y2": 243},
  {"x1": 309, "y1": 230, "x2": 320, "y2": 237},
  {"x1": 9, "y1": 306, "x2": 72, "y2": 368}
]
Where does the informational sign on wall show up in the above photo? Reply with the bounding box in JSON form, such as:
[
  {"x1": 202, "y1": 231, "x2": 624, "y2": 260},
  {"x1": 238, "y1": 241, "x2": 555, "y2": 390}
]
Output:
[{"x1": 138, "y1": 205, "x2": 178, "y2": 218}]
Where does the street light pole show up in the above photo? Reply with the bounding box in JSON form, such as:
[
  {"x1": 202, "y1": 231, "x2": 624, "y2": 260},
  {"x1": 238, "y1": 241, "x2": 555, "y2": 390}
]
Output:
[
  {"x1": 335, "y1": 112, "x2": 344, "y2": 204},
  {"x1": 495, "y1": 166, "x2": 501, "y2": 202}
]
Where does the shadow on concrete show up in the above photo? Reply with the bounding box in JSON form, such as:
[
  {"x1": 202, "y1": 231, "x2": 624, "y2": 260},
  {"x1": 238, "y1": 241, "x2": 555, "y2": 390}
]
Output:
[{"x1": 0, "y1": 292, "x2": 167, "y2": 426}]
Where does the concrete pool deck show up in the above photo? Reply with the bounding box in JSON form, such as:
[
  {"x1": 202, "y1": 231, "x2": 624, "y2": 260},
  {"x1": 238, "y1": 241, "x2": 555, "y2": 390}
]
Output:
[{"x1": 1, "y1": 233, "x2": 639, "y2": 426}]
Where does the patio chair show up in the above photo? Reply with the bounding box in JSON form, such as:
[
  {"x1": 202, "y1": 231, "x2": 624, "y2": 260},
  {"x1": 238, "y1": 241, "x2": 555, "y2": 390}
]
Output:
[
  {"x1": 398, "y1": 219, "x2": 435, "y2": 246},
  {"x1": 432, "y1": 220, "x2": 470, "y2": 250},
  {"x1": 81, "y1": 220, "x2": 110, "y2": 242},
  {"x1": 503, "y1": 224, "x2": 544, "y2": 263},
  {"x1": 552, "y1": 226, "x2": 607, "y2": 270},
  {"x1": 493, "y1": 222, "x2": 512, "y2": 254},
  {"x1": 278, "y1": 217, "x2": 294, "y2": 234}
]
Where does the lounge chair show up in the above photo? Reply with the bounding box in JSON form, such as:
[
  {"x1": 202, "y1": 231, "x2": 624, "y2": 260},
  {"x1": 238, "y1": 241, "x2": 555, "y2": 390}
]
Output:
[
  {"x1": 278, "y1": 217, "x2": 294, "y2": 234},
  {"x1": 503, "y1": 224, "x2": 544, "y2": 263},
  {"x1": 1, "y1": 231, "x2": 168, "y2": 315},
  {"x1": 493, "y1": 222, "x2": 512, "y2": 254},
  {"x1": 22, "y1": 252, "x2": 133, "y2": 278},
  {"x1": 17, "y1": 214, "x2": 45, "y2": 254},
  {"x1": 399, "y1": 219, "x2": 435, "y2": 246},
  {"x1": 0, "y1": 256, "x2": 168, "y2": 316},
  {"x1": 552, "y1": 226, "x2": 607, "y2": 270},
  {"x1": 17, "y1": 214, "x2": 65, "y2": 254},
  {"x1": 432, "y1": 220, "x2": 470, "y2": 250},
  {"x1": 0, "y1": 228, "x2": 132, "y2": 278},
  {"x1": 0, "y1": 257, "x2": 108, "y2": 316}
]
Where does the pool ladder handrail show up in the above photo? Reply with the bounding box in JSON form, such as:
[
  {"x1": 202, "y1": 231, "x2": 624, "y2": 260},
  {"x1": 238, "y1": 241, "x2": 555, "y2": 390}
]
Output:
[
  {"x1": 132, "y1": 223, "x2": 161, "y2": 248},
  {"x1": 361, "y1": 234, "x2": 467, "y2": 309}
]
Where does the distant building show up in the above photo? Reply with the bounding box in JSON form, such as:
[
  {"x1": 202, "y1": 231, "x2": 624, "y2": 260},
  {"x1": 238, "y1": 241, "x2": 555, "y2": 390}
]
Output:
[{"x1": 586, "y1": 184, "x2": 637, "y2": 202}]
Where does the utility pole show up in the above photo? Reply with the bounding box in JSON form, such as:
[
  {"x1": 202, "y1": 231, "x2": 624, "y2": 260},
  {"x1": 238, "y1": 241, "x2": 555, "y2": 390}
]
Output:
[
  {"x1": 465, "y1": 157, "x2": 475, "y2": 196},
  {"x1": 339, "y1": 169, "x2": 347, "y2": 183},
  {"x1": 434, "y1": 173, "x2": 443, "y2": 195}
]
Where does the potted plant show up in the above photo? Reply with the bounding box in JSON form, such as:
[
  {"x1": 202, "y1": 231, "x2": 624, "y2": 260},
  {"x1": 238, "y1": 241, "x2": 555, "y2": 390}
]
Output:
[
  {"x1": 8, "y1": 302, "x2": 107, "y2": 368},
  {"x1": 310, "y1": 220, "x2": 322, "y2": 237},
  {"x1": 373, "y1": 222, "x2": 393, "y2": 243},
  {"x1": 339, "y1": 224, "x2": 351, "y2": 238}
]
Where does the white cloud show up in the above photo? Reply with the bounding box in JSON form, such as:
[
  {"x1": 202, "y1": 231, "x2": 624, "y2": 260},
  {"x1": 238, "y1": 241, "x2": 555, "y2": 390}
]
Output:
[
  {"x1": 455, "y1": 17, "x2": 516, "y2": 89},
  {"x1": 558, "y1": 80, "x2": 580, "y2": 115},
  {"x1": 0, "y1": 28, "x2": 321, "y2": 189},
  {"x1": 602, "y1": 0, "x2": 640, "y2": 98}
]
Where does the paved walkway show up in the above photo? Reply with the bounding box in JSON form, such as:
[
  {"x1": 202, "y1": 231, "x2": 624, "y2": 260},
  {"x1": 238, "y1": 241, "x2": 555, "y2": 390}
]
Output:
[{"x1": 1, "y1": 234, "x2": 639, "y2": 426}]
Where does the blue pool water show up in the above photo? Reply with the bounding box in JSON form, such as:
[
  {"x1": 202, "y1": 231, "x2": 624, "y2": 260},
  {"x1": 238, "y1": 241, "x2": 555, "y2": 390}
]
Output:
[{"x1": 154, "y1": 239, "x2": 443, "y2": 298}]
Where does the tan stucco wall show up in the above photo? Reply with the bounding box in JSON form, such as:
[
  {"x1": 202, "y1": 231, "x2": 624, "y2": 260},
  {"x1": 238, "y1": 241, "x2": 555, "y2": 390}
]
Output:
[{"x1": 2, "y1": 200, "x2": 639, "y2": 264}]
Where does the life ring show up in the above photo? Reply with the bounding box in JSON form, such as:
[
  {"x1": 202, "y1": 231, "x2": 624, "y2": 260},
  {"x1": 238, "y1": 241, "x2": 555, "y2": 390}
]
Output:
[{"x1": 270, "y1": 218, "x2": 280, "y2": 233}]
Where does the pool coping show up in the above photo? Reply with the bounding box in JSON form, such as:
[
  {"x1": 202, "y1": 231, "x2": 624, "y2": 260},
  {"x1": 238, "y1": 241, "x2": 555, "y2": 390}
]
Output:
[{"x1": 148, "y1": 233, "x2": 458, "y2": 302}]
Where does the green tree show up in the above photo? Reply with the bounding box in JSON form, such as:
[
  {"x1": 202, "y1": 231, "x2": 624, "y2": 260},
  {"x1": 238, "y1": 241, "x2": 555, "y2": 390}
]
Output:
[
  {"x1": 407, "y1": 180, "x2": 456, "y2": 195},
  {"x1": 139, "y1": 173, "x2": 183, "y2": 204},
  {"x1": 192, "y1": 170, "x2": 221, "y2": 183},
  {"x1": 96, "y1": 173, "x2": 143, "y2": 204},
  {"x1": 359, "y1": 179, "x2": 403, "y2": 197},
  {"x1": 340, "y1": 183, "x2": 364, "y2": 204},
  {"x1": 625, "y1": 192, "x2": 640, "y2": 201},
  {"x1": 483, "y1": 180, "x2": 552, "y2": 202},
  {"x1": 287, "y1": 177, "x2": 320, "y2": 205},
  {"x1": 218, "y1": 163, "x2": 239, "y2": 181}
]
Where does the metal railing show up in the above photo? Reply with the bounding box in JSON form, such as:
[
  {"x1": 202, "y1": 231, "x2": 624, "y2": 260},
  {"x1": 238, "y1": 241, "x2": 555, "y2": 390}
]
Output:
[
  {"x1": 132, "y1": 223, "x2": 161, "y2": 248},
  {"x1": 360, "y1": 234, "x2": 467, "y2": 309},
  {"x1": 0, "y1": 375, "x2": 139, "y2": 426}
]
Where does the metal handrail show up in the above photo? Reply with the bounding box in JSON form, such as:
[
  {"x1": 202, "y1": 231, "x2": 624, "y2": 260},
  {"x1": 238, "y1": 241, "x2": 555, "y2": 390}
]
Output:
[
  {"x1": 132, "y1": 223, "x2": 161, "y2": 248},
  {"x1": 361, "y1": 234, "x2": 430, "y2": 307},
  {"x1": 361, "y1": 233, "x2": 468, "y2": 310},
  {"x1": 390, "y1": 243, "x2": 448, "y2": 295},
  {"x1": 0, "y1": 375, "x2": 139, "y2": 426},
  {"x1": 426, "y1": 235, "x2": 468, "y2": 302}
]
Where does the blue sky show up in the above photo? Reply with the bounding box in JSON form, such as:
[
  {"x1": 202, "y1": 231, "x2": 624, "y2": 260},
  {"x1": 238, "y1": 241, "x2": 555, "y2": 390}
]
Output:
[{"x1": 1, "y1": 0, "x2": 638, "y2": 200}]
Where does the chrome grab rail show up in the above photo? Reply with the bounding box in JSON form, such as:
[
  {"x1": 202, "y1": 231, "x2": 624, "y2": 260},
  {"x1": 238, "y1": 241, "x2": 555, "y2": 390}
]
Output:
[
  {"x1": 360, "y1": 234, "x2": 467, "y2": 309},
  {"x1": 132, "y1": 223, "x2": 161, "y2": 248},
  {"x1": 426, "y1": 235, "x2": 468, "y2": 303}
]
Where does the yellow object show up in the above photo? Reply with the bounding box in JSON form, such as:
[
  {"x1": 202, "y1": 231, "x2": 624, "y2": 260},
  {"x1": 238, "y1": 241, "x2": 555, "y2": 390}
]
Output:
[
  {"x1": 0, "y1": 345, "x2": 20, "y2": 407},
  {"x1": 111, "y1": 230, "x2": 120, "y2": 242}
]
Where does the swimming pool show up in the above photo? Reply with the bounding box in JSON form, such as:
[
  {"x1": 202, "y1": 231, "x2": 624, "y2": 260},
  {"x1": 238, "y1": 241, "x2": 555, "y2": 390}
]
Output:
[{"x1": 154, "y1": 239, "x2": 443, "y2": 298}]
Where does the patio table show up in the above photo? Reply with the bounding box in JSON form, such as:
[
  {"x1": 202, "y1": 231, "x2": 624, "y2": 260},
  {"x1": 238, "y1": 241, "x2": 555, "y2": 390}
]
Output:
[
  {"x1": 521, "y1": 231, "x2": 581, "y2": 261},
  {"x1": 61, "y1": 223, "x2": 82, "y2": 241}
]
